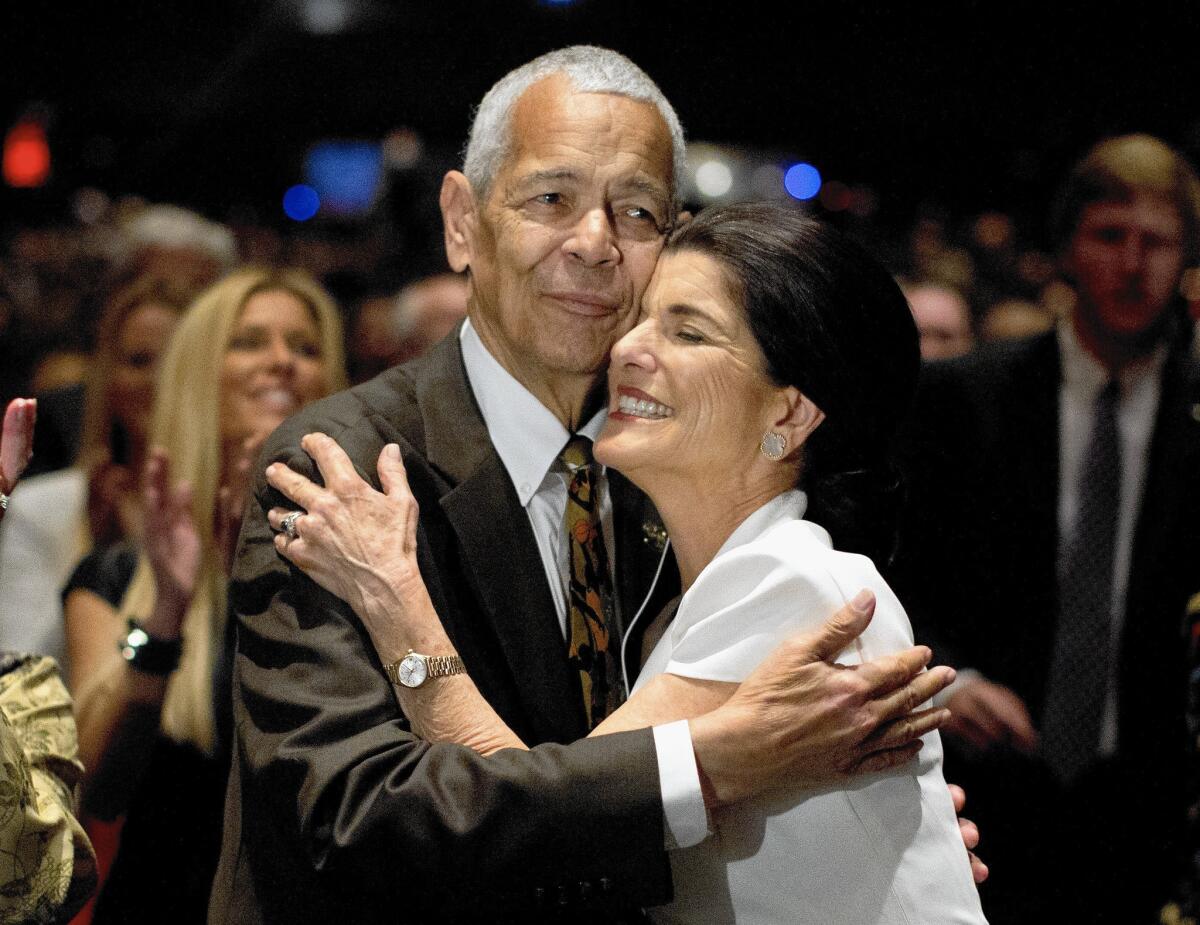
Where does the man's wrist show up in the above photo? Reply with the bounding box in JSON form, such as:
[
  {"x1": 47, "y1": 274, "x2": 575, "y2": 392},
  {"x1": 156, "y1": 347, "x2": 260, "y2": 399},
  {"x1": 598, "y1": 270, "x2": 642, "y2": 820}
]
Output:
[{"x1": 653, "y1": 720, "x2": 709, "y2": 849}]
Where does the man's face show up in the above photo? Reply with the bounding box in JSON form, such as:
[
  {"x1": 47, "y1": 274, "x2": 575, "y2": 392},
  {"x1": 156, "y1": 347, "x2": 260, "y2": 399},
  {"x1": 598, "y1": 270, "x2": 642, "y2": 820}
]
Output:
[
  {"x1": 1063, "y1": 194, "x2": 1185, "y2": 347},
  {"x1": 460, "y1": 75, "x2": 675, "y2": 383},
  {"x1": 906, "y1": 285, "x2": 974, "y2": 361}
]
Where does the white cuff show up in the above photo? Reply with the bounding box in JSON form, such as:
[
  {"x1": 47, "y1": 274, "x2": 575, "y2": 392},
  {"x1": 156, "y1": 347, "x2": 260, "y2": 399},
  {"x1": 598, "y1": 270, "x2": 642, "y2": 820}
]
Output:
[{"x1": 652, "y1": 719, "x2": 708, "y2": 850}]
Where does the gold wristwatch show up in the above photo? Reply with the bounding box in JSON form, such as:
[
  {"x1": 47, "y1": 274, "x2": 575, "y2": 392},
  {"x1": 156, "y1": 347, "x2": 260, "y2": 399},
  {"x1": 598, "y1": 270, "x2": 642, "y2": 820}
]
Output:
[{"x1": 385, "y1": 650, "x2": 467, "y2": 689}]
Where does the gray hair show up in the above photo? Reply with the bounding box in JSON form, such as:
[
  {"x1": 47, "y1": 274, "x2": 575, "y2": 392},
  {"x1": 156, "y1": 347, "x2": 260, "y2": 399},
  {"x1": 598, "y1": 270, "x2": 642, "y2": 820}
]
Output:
[
  {"x1": 121, "y1": 204, "x2": 238, "y2": 268},
  {"x1": 462, "y1": 45, "x2": 687, "y2": 209}
]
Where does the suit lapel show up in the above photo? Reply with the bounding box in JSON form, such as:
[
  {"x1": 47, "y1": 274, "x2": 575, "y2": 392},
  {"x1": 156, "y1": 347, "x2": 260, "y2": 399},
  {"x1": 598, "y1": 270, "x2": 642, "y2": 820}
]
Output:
[{"x1": 414, "y1": 336, "x2": 586, "y2": 742}]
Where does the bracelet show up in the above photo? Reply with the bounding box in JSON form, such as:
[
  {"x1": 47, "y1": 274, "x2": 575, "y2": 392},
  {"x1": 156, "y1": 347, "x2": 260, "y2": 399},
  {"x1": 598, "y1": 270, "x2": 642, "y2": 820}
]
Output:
[{"x1": 119, "y1": 619, "x2": 182, "y2": 675}]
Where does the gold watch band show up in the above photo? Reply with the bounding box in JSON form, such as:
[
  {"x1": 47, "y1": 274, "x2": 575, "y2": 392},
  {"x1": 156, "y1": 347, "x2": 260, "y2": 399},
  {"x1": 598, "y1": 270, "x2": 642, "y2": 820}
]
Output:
[
  {"x1": 425, "y1": 654, "x2": 466, "y2": 678},
  {"x1": 383, "y1": 651, "x2": 467, "y2": 686}
]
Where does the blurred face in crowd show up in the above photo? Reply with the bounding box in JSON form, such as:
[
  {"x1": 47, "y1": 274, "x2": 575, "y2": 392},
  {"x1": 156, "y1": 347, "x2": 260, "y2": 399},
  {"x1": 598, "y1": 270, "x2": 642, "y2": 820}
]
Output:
[
  {"x1": 220, "y1": 289, "x2": 329, "y2": 442},
  {"x1": 110, "y1": 301, "x2": 181, "y2": 446},
  {"x1": 1063, "y1": 193, "x2": 1185, "y2": 357},
  {"x1": 444, "y1": 74, "x2": 675, "y2": 399},
  {"x1": 905, "y1": 284, "x2": 974, "y2": 361},
  {"x1": 398, "y1": 274, "x2": 469, "y2": 361}
]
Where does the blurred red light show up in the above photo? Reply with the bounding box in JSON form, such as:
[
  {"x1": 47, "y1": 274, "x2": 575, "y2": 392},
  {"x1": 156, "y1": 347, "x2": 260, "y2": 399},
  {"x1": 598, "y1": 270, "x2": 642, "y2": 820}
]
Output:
[
  {"x1": 4, "y1": 122, "x2": 51, "y2": 188},
  {"x1": 819, "y1": 180, "x2": 852, "y2": 212}
]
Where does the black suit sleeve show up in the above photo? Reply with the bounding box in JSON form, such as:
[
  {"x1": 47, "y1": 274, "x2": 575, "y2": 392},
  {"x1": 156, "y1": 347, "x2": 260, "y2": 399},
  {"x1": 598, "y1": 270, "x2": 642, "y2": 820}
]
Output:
[{"x1": 221, "y1": 412, "x2": 672, "y2": 923}]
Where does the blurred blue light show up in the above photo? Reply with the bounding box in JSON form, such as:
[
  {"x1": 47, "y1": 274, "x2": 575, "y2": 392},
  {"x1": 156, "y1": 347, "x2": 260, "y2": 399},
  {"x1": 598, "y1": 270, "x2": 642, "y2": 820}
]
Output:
[
  {"x1": 304, "y1": 141, "x2": 383, "y2": 215},
  {"x1": 283, "y1": 185, "x2": 320, "y2": 221},
  {"x1": 784, "y1": 163, "x2": 822, "y2": 200}
]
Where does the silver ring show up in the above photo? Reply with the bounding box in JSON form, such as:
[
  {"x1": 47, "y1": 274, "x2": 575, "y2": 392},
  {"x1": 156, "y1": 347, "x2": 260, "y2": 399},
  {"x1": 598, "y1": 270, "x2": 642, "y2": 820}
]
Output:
[
  {"x1": 281, "y1": 510, "x2": 302, "y2": 540},
  {"x1": 0, "y1": 492, "x2": 8, "y2": 511}
]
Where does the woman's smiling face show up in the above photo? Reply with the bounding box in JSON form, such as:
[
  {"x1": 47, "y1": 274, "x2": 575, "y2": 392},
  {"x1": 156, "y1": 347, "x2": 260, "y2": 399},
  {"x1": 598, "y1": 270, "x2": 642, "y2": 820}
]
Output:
[
  {"x1": 595, "y1": 249, "x2": 785, "y2": 488},
  {"x1": 219, "y1": 289, "x2": 330, "y2": 443}
]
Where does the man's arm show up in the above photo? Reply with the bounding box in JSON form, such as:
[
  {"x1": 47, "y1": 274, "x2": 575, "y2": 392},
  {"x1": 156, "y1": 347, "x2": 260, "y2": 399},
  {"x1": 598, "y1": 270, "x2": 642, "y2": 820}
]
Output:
[
  {"x1": 232, "y1": 425, "x2": 672, "y2": 919},
  {"x1": 261, "y1": 433, "x2": 951, "y2": 796}
]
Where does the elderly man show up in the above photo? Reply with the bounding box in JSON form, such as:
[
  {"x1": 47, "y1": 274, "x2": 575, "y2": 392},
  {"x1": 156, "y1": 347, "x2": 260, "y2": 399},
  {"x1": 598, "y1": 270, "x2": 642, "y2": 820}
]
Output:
[
  {"x1": 894, "y1": 134, "x2": 1200, "y2": 923},
  {"x1": 209, "y1": 47, "x2": 956, "y2": 924}
]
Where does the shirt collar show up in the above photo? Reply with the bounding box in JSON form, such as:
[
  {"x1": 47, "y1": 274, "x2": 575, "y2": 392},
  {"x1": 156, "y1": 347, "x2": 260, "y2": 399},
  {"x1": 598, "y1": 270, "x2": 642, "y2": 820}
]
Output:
[
  {"x1": 713, "y1": 489, "x2": 817, "y2": 560},
  {"x1": 1057, "y1": 315, "x2": 1167, "y2": 398},
  {"x1": 460, "y1": 318, "x2": 607, "y2": 507}
]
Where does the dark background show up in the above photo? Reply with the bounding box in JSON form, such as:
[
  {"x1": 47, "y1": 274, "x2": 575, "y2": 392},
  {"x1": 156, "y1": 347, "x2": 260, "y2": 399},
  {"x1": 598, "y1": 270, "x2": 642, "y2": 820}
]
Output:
[{"x1": 2, "y1": 1, "x2": 1198, "y2": 243}]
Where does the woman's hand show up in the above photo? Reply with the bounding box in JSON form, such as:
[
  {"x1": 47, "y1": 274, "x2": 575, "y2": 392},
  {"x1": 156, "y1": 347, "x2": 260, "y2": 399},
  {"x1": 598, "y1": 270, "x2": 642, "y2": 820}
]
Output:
[
  {"x1": 216, "y1": 432, "x2": 267, "y2": 574},
  {"x1": 140, "y1": 448, "x2": 200, "y2": 637},
  {"x1": 949, "y1": 783, "x2": 989, "y2": 884},
  {"x1": 0, "y1": 398, "x2": 36, "y2": 517},
  {"x1": 86, "y1": 460, "x2": 139, "y2": 545},
  {"x1": 266, "y1": 433, "x2": 436, "y2": 657},
  {"x1": 269, "y1": 433, "x2": 525, "y2": 752}
]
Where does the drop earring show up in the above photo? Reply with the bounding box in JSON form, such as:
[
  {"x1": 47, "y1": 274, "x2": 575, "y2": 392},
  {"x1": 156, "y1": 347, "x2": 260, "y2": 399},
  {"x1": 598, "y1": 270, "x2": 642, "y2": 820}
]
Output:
[{"x1": 760, "y1": 432, "x2": 787, "y2": 460}]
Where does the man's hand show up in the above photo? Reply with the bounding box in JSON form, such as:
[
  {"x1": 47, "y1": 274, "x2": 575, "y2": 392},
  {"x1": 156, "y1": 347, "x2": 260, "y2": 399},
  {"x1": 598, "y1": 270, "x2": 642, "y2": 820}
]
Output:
[
  {"x1": 944, "y1": 677, "x2": 1037, "y2": 754},
  {"x1": 689, "y1": 589, "x2": 955, "y2": 807}
]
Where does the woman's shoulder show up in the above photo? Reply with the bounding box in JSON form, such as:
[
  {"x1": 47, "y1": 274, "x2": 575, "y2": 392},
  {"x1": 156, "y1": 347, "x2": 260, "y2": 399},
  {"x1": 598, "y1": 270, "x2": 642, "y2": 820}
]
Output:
[
  {"x1": 665, "y1": 517, "x2": 911, "y2": 682},
  {"x1": 63, "y1": 542, "x2": 140, "y2": 609},
  {"x1": 695, "y1": 515, "x2": 880, "y2": 608}
]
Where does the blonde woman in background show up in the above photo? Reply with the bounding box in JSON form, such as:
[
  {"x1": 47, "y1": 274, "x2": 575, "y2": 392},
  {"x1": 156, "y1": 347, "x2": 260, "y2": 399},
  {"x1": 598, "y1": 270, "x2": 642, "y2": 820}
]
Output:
[
  {"x1": 64, "y1": 268, "x2": 345, "y2": 924},
  {"x1": 0, "y1": 277, "x2": 195, "y2": 667}
]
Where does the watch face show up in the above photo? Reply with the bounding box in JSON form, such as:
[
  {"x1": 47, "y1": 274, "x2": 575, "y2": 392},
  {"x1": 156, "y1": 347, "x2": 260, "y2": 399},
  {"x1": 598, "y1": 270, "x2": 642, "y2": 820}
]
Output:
[{"x1": 398, "y1": 653, "x2": 427, "y2": 688}]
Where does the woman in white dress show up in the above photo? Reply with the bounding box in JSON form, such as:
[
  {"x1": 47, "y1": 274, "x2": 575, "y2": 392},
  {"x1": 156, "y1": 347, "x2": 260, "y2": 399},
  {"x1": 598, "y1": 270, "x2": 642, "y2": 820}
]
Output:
[{"x1": 267, "y1": 203, "x2": 987, "y2": 924}]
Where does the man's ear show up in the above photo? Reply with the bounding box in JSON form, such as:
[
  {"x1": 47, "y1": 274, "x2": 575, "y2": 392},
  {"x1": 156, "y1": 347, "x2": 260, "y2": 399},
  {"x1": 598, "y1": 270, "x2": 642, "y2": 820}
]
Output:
[
  {"x1": 772, "y1": 386, "x2": 825, "y2": 455},
  {"x1": 440, "y1": 171, "x2": 477, "y2": 273}
]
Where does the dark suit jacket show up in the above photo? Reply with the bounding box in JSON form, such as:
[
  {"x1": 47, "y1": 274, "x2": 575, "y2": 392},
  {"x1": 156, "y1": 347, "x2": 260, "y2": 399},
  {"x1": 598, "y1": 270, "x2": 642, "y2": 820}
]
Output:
[
  {"x1": 891, "y1": 328, "x2": 1200, "y2": 814},
  {"x1": 209, "y1": 334, "x2": 679, "y2": 924}
]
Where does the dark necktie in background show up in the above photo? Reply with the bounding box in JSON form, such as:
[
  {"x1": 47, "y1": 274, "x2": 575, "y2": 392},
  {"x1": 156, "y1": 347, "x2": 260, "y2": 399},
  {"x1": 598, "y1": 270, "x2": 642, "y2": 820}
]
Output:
[
  {"x1": 561, "y1": 435, "x2": 621, "y2": 729},
  {"x1": 1043, "y1": 379, "x2": 1121, "y2": 783}
]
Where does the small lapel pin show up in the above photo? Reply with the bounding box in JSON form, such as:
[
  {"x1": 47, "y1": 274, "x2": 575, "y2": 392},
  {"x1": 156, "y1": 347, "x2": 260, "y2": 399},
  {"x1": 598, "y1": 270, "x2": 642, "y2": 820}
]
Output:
[{"x1": 642, "y1": 518, "x2": 668, "y2": 551}]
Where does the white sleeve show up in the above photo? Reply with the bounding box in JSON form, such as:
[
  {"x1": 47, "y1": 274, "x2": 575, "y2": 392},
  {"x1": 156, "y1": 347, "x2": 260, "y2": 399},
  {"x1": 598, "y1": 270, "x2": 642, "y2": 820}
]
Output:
[{"x1": 653, "y1": 719, "x2": 709, "y2": 849}]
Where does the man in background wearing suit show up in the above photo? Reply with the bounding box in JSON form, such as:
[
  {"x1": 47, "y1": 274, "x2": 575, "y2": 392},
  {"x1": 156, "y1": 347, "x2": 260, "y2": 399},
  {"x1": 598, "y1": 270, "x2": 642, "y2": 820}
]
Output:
[
  {"x1": 210, "y1": 46, "x2": 955, "y2": 924},
  {"x1": 893, "y1": 133, "x2": 1200, "y2": 923}
]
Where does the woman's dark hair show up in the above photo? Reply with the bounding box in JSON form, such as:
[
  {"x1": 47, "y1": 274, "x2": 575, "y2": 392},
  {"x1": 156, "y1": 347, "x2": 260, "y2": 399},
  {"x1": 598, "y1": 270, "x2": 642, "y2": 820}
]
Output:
[{"x1": 667, "y1": 202, "x2": 919, "y2": 563}]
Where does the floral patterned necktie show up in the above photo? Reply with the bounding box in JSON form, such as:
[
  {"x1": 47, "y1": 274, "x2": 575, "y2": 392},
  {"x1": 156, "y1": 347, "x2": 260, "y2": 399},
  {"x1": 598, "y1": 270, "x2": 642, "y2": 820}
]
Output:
[{"x1": 561, "y1": 435, "x2": 621, "y2": 729}]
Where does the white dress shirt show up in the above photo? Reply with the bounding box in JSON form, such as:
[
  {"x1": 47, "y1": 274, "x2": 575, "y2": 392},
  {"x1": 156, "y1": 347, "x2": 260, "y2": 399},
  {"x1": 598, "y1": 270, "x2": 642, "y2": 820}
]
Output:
[
  {"x1": 459, "y1": 319, "x2": 707, "y2": 849},
  {"x1": 1056, "y1": 319, "x2": 1165, "y2": 754}
]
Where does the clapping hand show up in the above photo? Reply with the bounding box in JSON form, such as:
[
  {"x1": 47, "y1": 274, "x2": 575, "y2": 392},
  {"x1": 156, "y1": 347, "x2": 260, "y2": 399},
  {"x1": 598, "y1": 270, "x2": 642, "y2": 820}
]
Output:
[
  {"x1": 944, "y1": 677, "x2": 1038, "y2": 755},
  {"x1": 216, "y1": 432, "x2": 268, "y2": 574},
  {"x1": 0, "y1": 398, "x2": 36, "y2": 517},
  {"x1": 140, "y1": 448, "x2": 201, "y2": 637}
]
